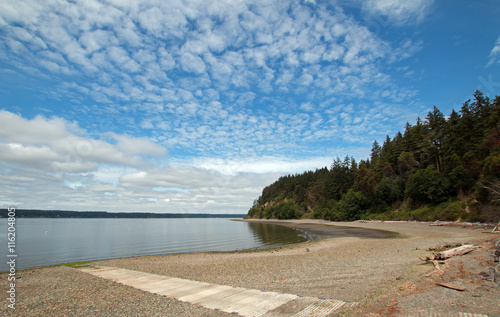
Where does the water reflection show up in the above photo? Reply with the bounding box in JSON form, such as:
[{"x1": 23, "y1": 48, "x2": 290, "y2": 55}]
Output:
[{"x1": 246, "y1": 222, "x2": 308, "y2": 246}]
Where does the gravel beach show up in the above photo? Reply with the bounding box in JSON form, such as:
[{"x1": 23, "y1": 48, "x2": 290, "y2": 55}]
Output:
[{"x1": 1, "y1": 220, "x2": 498, "y2": 316}]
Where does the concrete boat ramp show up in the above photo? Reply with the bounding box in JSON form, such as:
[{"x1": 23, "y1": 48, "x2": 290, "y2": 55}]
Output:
[{"x1": 78, "y1": 266, "x2": 357, "y2": 316}]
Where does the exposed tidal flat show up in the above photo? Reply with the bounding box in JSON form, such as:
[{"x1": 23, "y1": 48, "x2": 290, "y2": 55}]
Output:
[{"x1": 1, "y1": 220, "x2": 498, "y2": 316}]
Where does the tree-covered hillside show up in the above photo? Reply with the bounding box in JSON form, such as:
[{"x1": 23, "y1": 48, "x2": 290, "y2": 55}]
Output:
[{"x1": 247, "y1": 91, "x2": 500, "y2": 223}]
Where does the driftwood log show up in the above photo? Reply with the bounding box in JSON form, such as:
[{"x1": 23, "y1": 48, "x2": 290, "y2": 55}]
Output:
[
  {"x1": 436, "y1": 282, "x2": 466, "y2": 291},
  {"x1": 493, "y1": 222, "x2": 500, "y2": 233},
  {"x1": 433, "y1": 244, "x2": 475, "y2": 260}
]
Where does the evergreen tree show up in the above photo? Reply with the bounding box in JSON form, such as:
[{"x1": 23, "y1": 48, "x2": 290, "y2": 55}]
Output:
[
  {"x1": 371, "y1": 140, "x2": 381, "y2": 163},
  {"x1": 425, "y1": 106, "x2": 446, "y2": 172}
]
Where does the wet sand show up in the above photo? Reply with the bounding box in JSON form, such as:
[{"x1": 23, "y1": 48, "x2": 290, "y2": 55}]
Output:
[{"x1": 236, "y1": 219, "x2": 396, "y2": 239}]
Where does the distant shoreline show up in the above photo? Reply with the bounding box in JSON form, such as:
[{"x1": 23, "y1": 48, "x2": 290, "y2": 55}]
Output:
[{"x1": 0, "y1": 208, "x2": 245, "y2": 218}]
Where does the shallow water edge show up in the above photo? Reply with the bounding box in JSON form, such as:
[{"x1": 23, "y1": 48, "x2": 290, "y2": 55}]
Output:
[{"x1": 234, "y1": 219, "x2": 397, "y2": 240}]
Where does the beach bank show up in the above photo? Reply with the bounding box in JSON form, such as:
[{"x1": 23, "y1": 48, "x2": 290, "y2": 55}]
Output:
[{"x1": 1, "y1": 220, "x2": 498, "y2": 316}]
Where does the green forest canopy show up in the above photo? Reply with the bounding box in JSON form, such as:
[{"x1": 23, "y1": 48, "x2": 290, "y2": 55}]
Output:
[{"x1": 247, "y1": 91, "x2": 500, "y2": 223}]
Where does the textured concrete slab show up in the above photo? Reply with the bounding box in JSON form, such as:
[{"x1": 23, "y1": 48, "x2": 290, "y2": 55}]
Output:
[
  {"x1": 171, "y1": 282, "x2": 216, "y2": 298},
  {"x1": 146, "y1": 278, "x2": 193, "y2": 295},
  {"x1": 218, "y1": 289, "x2": 274, "y2": 312},
  {"x1": 261, "y1": 296, "x2": 322, "y2": 316},
  {"x1": 157, "y1": 281, "x2": 213, "y2": 298},
  {"x1": 177, "y1": 284, "x2": 233, "y2": 303},
  {"x1": 193, "y1": 286, "x2": 248, "y2": 307},
  {"x1": 131, "y1": 277, "x2": 177, "y2": 290},
  {"x1": 113, "y1": 274, "x2": 162, "y2": 285},
  {"x1": 194, "y1": 287, "x2": 251, "y2": 310},
  {"x1": 220, "y1": 289, "x2": 278, "y2": 314},
  {"x1": 236, "y1": 293, "x2": 299, "y2": 316},
  {"x1": 79, "y1": 266, "x2": 356, "y2": 317}
]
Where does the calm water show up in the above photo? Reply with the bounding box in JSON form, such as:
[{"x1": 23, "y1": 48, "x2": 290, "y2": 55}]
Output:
[{"x1": 0, "y1": 218, "x2": 308, "y2": 271}]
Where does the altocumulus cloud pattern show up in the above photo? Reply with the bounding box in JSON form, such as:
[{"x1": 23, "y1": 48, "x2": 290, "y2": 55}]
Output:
[{"x1": 0, "y1": 0, "x2": 499, "y2": 213}]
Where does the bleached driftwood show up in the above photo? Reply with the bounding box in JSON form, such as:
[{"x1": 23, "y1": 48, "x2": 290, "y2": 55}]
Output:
[
  {"x1": 492, "y1": 223, "x2": 500, "y2": 233},
  {"x1": 433, "y1": 244, "x2": 475, "y2": 260},
  {"x1": 436, "y1": 282, "x2": 466, "y2": 291},
  {"x1": 431, "y1": 260, "x2": 445, "y2": 270}
]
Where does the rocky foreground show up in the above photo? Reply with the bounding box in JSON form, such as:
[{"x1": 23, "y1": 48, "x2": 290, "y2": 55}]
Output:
[{"x1": 1, "y1": 220, "x2": 498, "y2": 316}]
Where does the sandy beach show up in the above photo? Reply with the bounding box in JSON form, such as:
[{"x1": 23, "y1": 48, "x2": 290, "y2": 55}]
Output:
[{"x1": 1, "y1": 220, "x2": 499, "y2": 316}]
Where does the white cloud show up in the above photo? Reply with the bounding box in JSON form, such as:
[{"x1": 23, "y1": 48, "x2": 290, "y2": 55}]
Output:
[
  {"x1": 487, "y1": 35, "x2": 500, "y2": 66},
  {"x1": 0, "y1": 110, "x2": 166, "y2": 172},
  {"x1": 0, "y1": 110, "x2": 82, "y2": 144},
  {"x1": 0, "y1": 0, "x2": 409, "y2": 108},
  {"x1": 0, "y1": 143, "x2": 60, "y2": 165},
  {"x1": 190, "y1": 156, "x2": 332, "y2": 176},
  {"x1": 180, "y1": 52, "x2": 207, "y2": 74},
  {"x1": 362, "y1": 0, "x2": 434, "y2": 26},
  {"x1": 137, "y1": 5, "x2": 188, "y2": 39},
  {"x1": 299, "y1": 102, "x2": 315, "y2": 112},
  {"x1": 107, "y1": 133, "x2": 166, "y2": 157},
  {"x1": 0, "y1": 0, "x2": 44, "y2": 26}
]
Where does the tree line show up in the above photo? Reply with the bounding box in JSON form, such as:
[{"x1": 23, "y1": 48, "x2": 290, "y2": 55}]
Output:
[
  {"x1": 247, "y1": 91, "x2": 500, "y2": 222},
  {"x1": 0, "y1": 209, "x2": 245, "y2": 218}
]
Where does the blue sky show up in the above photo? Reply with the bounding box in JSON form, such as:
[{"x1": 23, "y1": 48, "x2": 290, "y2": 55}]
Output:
[{"x1": 0, "y1": 0, "x2": 499, "y2": 213}]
